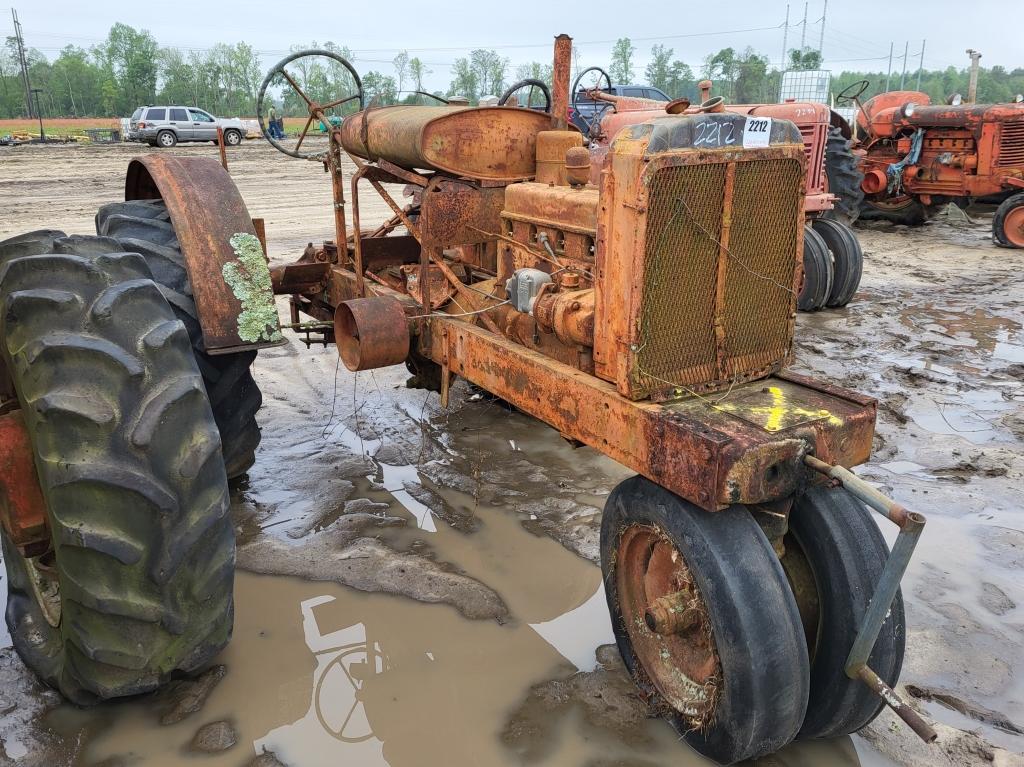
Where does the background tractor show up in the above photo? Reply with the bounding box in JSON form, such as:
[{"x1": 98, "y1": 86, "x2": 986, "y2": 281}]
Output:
[
  {"x1": 566, "y1": 69, "x2": 865, "y2": 313},
  {"x1": 0, "y1": 34, "x2": 938, "y2": 765},
  {"x1": 847, "y1": 81, "x2": 1024, "y2": 247}
]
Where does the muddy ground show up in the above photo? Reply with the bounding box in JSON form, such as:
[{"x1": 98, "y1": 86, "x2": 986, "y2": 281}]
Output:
[{"x1": 0, "y1": 138, "x2": 1022, "y2": 767}]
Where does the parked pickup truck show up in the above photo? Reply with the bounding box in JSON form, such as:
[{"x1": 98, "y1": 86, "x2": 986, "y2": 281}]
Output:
[{"x1": 129, "y1": 106, "x2": 246, "y2": 148}]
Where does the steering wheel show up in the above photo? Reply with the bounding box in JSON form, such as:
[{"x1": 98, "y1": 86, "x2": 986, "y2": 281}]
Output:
[
  {"x1": 498, "y1": 79, "x2": 551, "y2": 112},
  {"x1": 257, "y1": 49, "x2": 364, "y2": 161},
  {"x1": 836, "y1": 79, "x2": 870, "y2": 105},
  {"x1": 571, "y1": 66, "x2": 613, "y2": 137},
  {"x1": 693, "y1": 96, "x2": 725, "y2": 113},
  {"x1": 410, "y1": 90, "x2": 449, "y2": 105}
]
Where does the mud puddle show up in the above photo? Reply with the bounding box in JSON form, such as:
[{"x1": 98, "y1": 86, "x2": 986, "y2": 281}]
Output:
[
  {"x1": 58, "y1": 572, "x2": 670, "y2": 766},
  {"x1": 1, "y1": 350, "x2": 890, "y2": 766},
  {"x1": 13, "y1": 537, "x2": 884, "y2": 767}
]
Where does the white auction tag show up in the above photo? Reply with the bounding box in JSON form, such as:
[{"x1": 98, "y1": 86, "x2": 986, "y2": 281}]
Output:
[{"x1": 743, "y1": 116, "x2": 772, "y2": 148}]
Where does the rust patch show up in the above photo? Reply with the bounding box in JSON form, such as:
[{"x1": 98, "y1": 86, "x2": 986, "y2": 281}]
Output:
[
  {"x1": 615, "y1": 524, "x2": 721, "y2": 730},
  {"x1": 0, "y1": 411, "x2": 49, "y2": 554}
]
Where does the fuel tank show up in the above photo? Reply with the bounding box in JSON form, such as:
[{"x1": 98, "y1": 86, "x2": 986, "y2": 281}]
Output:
[{"x1": 339, "y1": 105, "x2": 552, "y2": 181}]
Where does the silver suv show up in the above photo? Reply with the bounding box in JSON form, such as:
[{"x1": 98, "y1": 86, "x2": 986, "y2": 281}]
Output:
[{"x1": 130, "y1": 106, "x2": 245, "y2": 148}]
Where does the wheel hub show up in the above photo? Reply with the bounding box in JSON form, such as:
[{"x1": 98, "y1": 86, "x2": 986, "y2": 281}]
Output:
[
  {"x1": 616, "y1": 525, "x2": 720, "y2": 726},
  {"x1": 1004, "y1": 205, "x2": 1024, "y2": 247},
  {"x1": 866, "y1": 195, "x2": 915, "y2": 211},
  {"x1": 26, "y1": 550, "x2": 61, "y2": 627}
]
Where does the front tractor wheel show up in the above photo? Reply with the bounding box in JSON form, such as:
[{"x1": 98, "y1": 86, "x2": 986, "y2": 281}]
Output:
[
  {"x1": 785, "y1": 485, "x2": 906, "y2": 739},
  {"x1": 0, "y1": 232, "x2": 234, "y2": 704},
  {"x1": 993, "y1": 192, "x2": 1024, "y2": 248},
  {"x1": 600, "y1": 477, "x2": 810, "y2": 764},
  {"x1": 811, "y1": 218, "x2": 864, "y2": 308},
  {"x1": 798, "y1": 225, "x2": 834, "y2": 312}
]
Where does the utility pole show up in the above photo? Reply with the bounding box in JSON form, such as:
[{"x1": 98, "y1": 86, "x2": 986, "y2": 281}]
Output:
[
  {"x1": 818, "y1": 0, "x2": 828, "y2": 58},
  {"x1": 899, "y1": 41, "x2": 909, "y2": 89},
  {"x1": 799, "y1": 2, "x2": 809, "y2": 50},
  {"x1": 781, "y1": 4, "x2": 790, "y2": 70},
  {"x1": 916, "y1": 40, "x2": 926, "y2": 91},
  {"x1": 885, "y1": 42, "x2": 894, "y2": 92},
  {"x1": 11, "y1": 9, "x2": 33, "y2": 118},
  {"x1": 30, "y1": 88, "x2": 44, "y2": 142},
  {"x1": 966, "y1": 48, "x2": 982, "y2": 103}
]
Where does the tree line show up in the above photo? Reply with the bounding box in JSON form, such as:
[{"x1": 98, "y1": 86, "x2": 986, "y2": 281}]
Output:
[{"x1": 2, "y1": 23, "x2": 1022, "y2": 119}]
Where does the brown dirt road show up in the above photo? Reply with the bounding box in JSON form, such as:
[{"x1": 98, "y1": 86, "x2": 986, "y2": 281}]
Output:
[{"x1": 0, "y1": 138, "x2": 1022, "y2": 767}]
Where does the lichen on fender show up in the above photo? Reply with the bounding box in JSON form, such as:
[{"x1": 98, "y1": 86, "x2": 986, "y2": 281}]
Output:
[{"x1": 222, "y1": 232, "x2": 282, "y2": 343}]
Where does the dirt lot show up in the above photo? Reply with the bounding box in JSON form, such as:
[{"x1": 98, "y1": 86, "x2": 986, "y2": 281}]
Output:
[{"x1": 0, "y1": 138, "x2": 1022, "y2": 767}]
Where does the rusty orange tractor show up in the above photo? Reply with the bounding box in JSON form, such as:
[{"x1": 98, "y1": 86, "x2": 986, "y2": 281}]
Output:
[
  {"x1": 847, "y1": 81, "x2": 1024, "y2": 246},
  {"x1": 566, "y1": 71, "x2": 865, "y2": 313},
  {"x1": 0, "y1": 35, "x2": 938, "y2": 764}
]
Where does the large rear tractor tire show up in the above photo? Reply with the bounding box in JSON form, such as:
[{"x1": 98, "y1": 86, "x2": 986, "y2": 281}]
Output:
[
  {"x1": 785, "y1": 485, "x2": 906, "y2": 739},
  {"x1": 811, "y1": 218, "x2": 863, "y2": 308},
  {"x1": 601, "y1": 477, "x2": 810, "y2": 764},
  {"x1": 822, "y1": 127, "x2": 864, "y2": 227},
  {"x1": 95, "y1": 200, "x2": 262, "y2": 478},
  {"x1": 0, "y1": 233, "x2": 234, "y2": 704}
]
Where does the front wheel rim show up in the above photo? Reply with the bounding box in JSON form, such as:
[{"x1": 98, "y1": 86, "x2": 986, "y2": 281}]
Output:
[
  {"x1": 866, "y1": 195, "x2": 915, "y2": 212},
  {"x1": 616, "y1": 524, "x2": 720, "y2": 726},
  {"x1": 1003, "y1": 206, "x2": 1024, "y2": 247},
  {"x1": 25, "y1": 550, "x2": 62, "y2": 627}
]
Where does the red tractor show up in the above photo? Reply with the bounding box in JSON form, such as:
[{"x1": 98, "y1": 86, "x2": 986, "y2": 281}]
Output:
[
  {"x1": 846, "y1": 80, "x2": 1024, "y2": 246},
  {"x1": 564, "y1": 70, "x2": 865, "y2": 312}
]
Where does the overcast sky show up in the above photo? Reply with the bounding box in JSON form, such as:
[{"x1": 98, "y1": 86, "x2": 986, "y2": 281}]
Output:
[{"x1": 3, "y1": 0, "x2": 1020, "y2": 92}]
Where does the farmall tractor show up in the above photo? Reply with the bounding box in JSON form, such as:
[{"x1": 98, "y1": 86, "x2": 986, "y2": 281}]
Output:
[
  {"x1": 554, "y1": 70, "x2": 865, "y2": 313},
  {"x1": 846, "y1": 81, "x2": 1024, "y2": 246},
  {"x1": 0, "y1": 35, "x2": 938, "y2": 764}
]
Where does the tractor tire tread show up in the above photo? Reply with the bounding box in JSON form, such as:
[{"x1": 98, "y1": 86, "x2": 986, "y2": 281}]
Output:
[
  {"x1": 799, "y1": 226, "x2": 833, "y2": 312},
  {"x1": 790, "y1": 484, "x2": 906, "y2": 739},
  {"x1": 812, "y1": 218, "x2": 864, "y2": 307},
  {"x1": 0, "y1": 238, "x2": 233, "y2": 705},
  {"x1": 822, "y1": 127, "x2": 864, "y2": 226},
  {"x1": 95, "y1": 200, "x2": 261, "y2": 478}
]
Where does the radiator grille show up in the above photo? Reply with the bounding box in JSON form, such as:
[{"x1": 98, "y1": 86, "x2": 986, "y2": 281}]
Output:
[
  {"x1": 633, "y1": 158, "x2": 803, "y2": 397},
  {"x1": 799, "y1": 124, "x2": 827, "y2": 193},
  {"x1": 724, "y1": 160, "x2": 806, "y2": 376},
  {"x1": 998, "y1": 122, "x2": 1024, "y2": 167}
]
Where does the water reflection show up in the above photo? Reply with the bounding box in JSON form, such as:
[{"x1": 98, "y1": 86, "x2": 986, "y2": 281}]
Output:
[
  {"x1": 254, "y1": 595, "x2": 384, "y2": 763},
  {"x1": 242, "y1": 581, "x2": 873, "y2": 767},
  {"x1": 241, "y1": 576, "x2": 681, "y2": 767}
]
